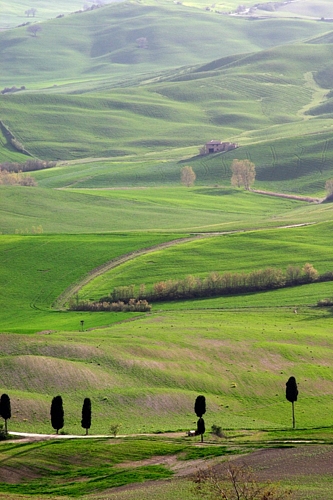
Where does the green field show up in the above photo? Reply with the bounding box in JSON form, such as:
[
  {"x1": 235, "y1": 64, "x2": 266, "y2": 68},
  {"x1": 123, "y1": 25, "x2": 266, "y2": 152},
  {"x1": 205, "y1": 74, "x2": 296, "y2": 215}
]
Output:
[{"x1": 1, "y1": 1, "x2": 333, "y2": 498}]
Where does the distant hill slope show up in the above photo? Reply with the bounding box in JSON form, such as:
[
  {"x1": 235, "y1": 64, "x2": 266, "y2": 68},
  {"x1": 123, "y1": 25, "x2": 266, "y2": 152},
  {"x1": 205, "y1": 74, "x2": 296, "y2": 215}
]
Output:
[
  {"x1": 0, "y1": 0, "x2": 119, "y2": 30},
  {"x1": 0, "y1": 2, "x2": 330, "y2": 89},
  {"x1": 2, "y1": 39, "x2": 333, "y2": 164},
  {"x1": 1, "y1": 2, "x2": 333, "y2": 193}
]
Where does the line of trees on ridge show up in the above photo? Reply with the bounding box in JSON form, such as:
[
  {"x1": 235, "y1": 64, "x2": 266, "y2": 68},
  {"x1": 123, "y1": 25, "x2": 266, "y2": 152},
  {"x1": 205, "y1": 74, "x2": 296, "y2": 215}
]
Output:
[
  {"x1": 70, "y1": 263, "x2": 330, "y2": 310},
  {"x1": 1, "y1": 377, "x2": 298, "y2": 439}
]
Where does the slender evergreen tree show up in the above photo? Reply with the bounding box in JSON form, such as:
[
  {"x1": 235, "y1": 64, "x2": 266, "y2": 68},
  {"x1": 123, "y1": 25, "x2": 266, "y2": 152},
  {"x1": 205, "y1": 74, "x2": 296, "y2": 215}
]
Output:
[
  {"x1": 50, "y1": 395, "x2": 64, "y2": 434},
  {"x1": 81, "y1": 398, "x2": 92, "y2": 435},
  {"x1": 0, "y1": 394, "x2": 11, "y2": 434},
  {"x1": 286, "y1": 376, "x2": 298, "y2": 429},
  {"x1": 194, "y1": 395, "x2": 206, "y2": 442}
]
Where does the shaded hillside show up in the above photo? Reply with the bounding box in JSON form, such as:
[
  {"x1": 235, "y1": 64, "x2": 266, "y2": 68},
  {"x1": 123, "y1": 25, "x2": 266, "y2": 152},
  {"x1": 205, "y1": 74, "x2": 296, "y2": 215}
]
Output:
[
  {"x1": 2, "y1": 40, "x2": 333, "y2": 170},
  {"x1": 0, "y1": 2, "x2": 330, "y2": 89}
]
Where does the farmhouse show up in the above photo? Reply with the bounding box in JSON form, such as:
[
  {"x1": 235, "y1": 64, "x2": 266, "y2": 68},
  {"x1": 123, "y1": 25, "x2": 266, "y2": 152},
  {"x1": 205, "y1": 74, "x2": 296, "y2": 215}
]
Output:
[{"x1": 204, "y1": 140, "x2": 238, "y2": 154}]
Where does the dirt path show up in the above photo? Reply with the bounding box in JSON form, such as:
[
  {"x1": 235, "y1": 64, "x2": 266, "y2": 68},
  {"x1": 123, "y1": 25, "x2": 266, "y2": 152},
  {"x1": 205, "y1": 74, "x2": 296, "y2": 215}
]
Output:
[
  {"x1": 53, "y1": 235, "x2": 205, "y2": 309},
  {"x1": 53, "y1": 222, "x2": 315, "y2": 310}
]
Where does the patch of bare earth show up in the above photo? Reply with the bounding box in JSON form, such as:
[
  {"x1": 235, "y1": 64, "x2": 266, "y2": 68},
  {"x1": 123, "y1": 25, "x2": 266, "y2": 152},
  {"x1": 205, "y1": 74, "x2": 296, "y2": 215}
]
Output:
[
  {"x1": 113, "y1": 444, "x2": 333, "y2": 480},
  {"x1": 107, "y1": 444, "x2": 333, "y2": 495},
  {"x1": 216, "y1": 445, "x2": 333, "y2": 481},
  {"x1": 0, "y1": 464, "x2": 42, "y2": 483}
]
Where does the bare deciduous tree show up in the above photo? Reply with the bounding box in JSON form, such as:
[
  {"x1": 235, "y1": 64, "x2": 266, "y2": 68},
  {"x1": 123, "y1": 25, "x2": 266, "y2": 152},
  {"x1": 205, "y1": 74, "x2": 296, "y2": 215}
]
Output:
[
  {"x1": 27, "y1": 24, "x2": 42, "y2": 37},
  {"x1": 181, "y1": 166, "x2": 196, "y2": 187},
  {"x1": 136, "y1": 37, "x2": 148, "y2": 49},
  {"x1": 25, "y1": 8, "x2": 37, "y2": 17},
  {"x1": 325, "y1": 178, "x2": 333, "y2": 196},
  {"x1": 231, "y1": 159, "x2": 256, "y2": 190},
  {"x1": 194, "y1": 463, "x2": 294, "y2": 499}
]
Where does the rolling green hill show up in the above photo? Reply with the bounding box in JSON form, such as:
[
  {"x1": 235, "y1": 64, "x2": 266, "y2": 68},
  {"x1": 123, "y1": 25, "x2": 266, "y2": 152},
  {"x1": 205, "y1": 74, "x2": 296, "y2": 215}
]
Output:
[
  {"x1": 1, "y1": 3, "x2": 328, "y2": 90},
  {"x1": 1, "y1": 5, "x2": 333, "y2": 498}
]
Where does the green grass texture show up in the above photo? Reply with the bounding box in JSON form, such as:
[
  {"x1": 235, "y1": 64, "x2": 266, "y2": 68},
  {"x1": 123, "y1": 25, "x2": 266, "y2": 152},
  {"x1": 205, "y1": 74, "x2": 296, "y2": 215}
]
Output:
[
  {"x1": 0, "y1": 185, "x2": 317, "y2": 235},
  {"x1": 0, "y1": 307, "x2": 332, "y2": 434},
  {"x1": 79, "y1": 221, "x2": 333, "y2": 299}
]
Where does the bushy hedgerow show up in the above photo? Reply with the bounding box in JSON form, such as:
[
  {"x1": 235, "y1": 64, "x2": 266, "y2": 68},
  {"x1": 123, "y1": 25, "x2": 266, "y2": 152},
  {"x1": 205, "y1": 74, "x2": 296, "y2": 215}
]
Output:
[
  {"x1": 104, "y1": 263, "x2": 328, "y2": 303},
  {"x1": 69, "y1": 298, "x2": 152, "y2": 312},
  {"x1": 0, "y1": 159, "x2": 57, "y2": 173},
  {"x1": 0, "y1": 170, "x2": 37, "y2": 186}
]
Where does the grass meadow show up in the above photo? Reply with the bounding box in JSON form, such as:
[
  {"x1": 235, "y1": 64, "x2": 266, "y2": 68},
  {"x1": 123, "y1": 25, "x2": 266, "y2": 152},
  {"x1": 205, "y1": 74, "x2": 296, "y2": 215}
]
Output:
[
  {"x1": 1, "y1": 307, "x2": 333, "y2": 435},
  {"x1": 79, "y1": 220, "x2": 333, "y2": 299},
  {"x1": 1, "y1": 185, "x2": 323, "y2": 235}
]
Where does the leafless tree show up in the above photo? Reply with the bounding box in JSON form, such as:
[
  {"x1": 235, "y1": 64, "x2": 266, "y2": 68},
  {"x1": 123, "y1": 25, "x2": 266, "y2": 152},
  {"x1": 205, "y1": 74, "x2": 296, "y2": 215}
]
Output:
[
  {"x1": 181, "y1": 166, "x2": 196, "y2": 187},
  {"x1": 194, "y1": 463, "x2": 294, "y2": 499},
  {"x1": 25, "y1": 8, "x2": 37, "y2": 17},
  {"x1": 325, "y1": 178, "x2": 333, "y2": 196},
  {"x1": 27, "y1": 24, "x2": 42, "y2": 37},
  {"x1": 231, "y1": 159, "x2": 256, "y2": 190},
  {"x1": 136, "y1": 37, "x2": 148, "y2": 49}
]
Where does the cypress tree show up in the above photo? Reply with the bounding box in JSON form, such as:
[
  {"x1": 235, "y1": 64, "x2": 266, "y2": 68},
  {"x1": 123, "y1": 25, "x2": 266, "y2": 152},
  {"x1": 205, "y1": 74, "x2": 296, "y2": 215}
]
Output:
[
  {"x1": 194, "y1": 395, "x2": 206, "y2": 442},
  {"x1": 286, "y1": 376, "x2": 298, "y2": 429},
  {"x1": 81, "y1": 398, "x2": 92, "y2": 435},
  {"x1": 0, "y1": 394, "x2": 11, "y2": 434},
  {"x1": 50, "y1": 395, "x2": 64, "y2": 434}
]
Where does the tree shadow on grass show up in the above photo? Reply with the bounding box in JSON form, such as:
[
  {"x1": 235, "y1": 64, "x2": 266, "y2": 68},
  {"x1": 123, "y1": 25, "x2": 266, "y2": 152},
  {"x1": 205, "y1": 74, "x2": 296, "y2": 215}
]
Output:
[{"x1": 194, "y1": 188, "x2": 235, "y2": 196}]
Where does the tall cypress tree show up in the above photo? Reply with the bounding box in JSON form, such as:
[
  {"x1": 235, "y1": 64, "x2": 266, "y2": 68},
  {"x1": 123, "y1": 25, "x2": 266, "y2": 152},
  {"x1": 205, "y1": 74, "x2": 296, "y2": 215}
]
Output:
[
  {"x1": 286, "y1": 376, "x2": 298, "y2": 429},
  {"x1": 194, "y1": 395, "x2": 206, "y2": 442},
  {"x1": 0, "y1": 394, "x2": 11, "y2": 434},
  {"x1": 81, "y1": 398, "x2": 92, "y2": 435},
  {"x1": 50, "y1": 395, "x2": 64, "y2": 434}
]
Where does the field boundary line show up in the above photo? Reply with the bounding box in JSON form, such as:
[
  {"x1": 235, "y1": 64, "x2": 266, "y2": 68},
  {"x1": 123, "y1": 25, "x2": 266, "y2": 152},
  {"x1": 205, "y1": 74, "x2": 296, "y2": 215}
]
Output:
[
  {"x1": 53, "y1": 235, "x2": 207, "y2": 309},
  {"x1": 53, "y1": 222, "x2": 316, "y2": 310}
]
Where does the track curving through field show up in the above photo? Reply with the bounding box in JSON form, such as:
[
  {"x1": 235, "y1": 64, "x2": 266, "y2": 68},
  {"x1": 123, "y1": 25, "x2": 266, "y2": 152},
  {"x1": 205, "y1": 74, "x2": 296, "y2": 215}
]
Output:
[{"x1": 53, "y1": 222, "x2": 315, "y2": 310}]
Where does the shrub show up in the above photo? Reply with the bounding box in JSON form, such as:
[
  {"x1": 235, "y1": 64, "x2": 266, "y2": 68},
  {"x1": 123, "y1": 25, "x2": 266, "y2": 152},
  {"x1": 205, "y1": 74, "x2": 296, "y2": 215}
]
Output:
[
  {"x1": 317, "y1": 298, "x2": 333, "y2": 307},
  {"x1": 211, "y1": 424, "x2": 225, "y2": 438},
  {"x1": 110, "y1": 423, "x2": 121, "y2": 437},
  {"x1": 0, "y1": 170, "x2": 37, "y2": 186},
  {"x1": 193, "y1": 464, "x2": 294, "y2": 499},
  {"x1": 302, "y1": 263, "x2": 319, "y2": 282},
  {"x1": 0, "y1": 424, "x2": 7, "y2": 441},
  {"x1": 69, "y1": 298, "x2": 151, "y2": 312}
]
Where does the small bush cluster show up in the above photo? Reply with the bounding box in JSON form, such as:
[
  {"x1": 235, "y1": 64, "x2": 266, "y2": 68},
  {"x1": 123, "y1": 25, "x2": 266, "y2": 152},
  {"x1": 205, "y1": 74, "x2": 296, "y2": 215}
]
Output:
[
  {"x1": 0, "y1": 159, "x2": 57, "y2": 173},
  {"x1": 69, "y1": 298, "x2": 152, "y2": 312},
  {"x1": 0, "y1": 424, "x2": 7, "y2": 441},
  {"x1": 1, "y1": 86, "x2": 26, "y2": 95},
  {"x1": 211, "y1": 424, "x2": 225, "y2": 438},
  {"x1": 106, "y1": 263, "x2": 323, "y2": 303},
  {"x1": 194, "y1": 464, "x2": 294, "y2": 499},
  {"x1": 14, "y1": 225, "x2": 43, "y2": 235},
  {"x1": 0, "y1": 170, "x2": 37, "y2": 186},
  {"x1": 317, "y1": 298, "x2": 333, "y2": 307}
]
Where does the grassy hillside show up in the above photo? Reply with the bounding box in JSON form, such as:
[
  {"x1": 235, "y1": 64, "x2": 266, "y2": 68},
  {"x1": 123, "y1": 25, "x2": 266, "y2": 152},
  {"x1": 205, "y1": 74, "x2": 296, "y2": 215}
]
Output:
[
  {"x1": 0, "y1": 232, "x2": 181, "y2": 333},
  {"x1": 2, "y1": 36, "x2": 333, "y2": 196},
  {"x1": 2, "y1": 218, "x2": 333, "y2": 332},
  {"x1": 79, "y1": 221, "x2": 333, "y2": 300},
  {"x1": 0, "y1": 0, "x2": 107, "y2": 29},
  {"x1": 0, "y1": 307, "x2": 332, "y2": 435},
  {"x1": 0, "y1": 3, "x2": 329, "y2": 90},
  {"x1": 1, "y1": 40, "x2": 333, "y2": 163},
  {"x1": 3, "y1": 183, "x2": 333, "y2": 236}
]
